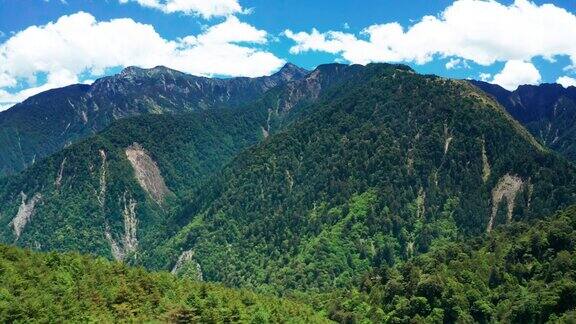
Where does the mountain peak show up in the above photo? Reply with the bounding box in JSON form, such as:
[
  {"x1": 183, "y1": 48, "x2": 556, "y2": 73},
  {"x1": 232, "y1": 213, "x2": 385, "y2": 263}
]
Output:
[
  {"x1": 119, "y1": 66, "x2": 145, "y2": 77},
  {"x1": 118, "y1": 65, "x2": 183, "y2": 79},
  {"x1": 274, "y1": 63, "x2": 309, "y2": 81}
]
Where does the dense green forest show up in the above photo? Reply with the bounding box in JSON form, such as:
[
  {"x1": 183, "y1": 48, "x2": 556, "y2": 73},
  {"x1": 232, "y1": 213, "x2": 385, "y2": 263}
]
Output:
[
  {"x1": 314, "y1": 205, "x2": 576, "y2": 323},
  {"x1": 157, "y1": 64, "x2": 576, "y2": 295},
  {"x1": 3, "y1": 204, "x2": 576, "y2": 323},
  {"x1": 1, "y1": 63, "x2": 576, "y2": 322},
  {"x1": 0, "y1": 244, "x2": 327, "y2": 323},
  {"x1": 0, "y1": 107, "x2": 267, "y2": 260}
]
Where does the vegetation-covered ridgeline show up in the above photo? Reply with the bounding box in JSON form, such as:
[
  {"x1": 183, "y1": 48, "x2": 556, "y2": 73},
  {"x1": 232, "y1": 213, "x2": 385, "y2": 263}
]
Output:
[
  {"x1": 0, "y1": 63, "x2": 309, "y2": 176},
  {"x1": 0, "y1": 244, "x2": 328, "y2": 323},
  {"x1": 161, "y1": 63, "x2": 576, "y2": 295},
  {"x1": 321, "y1": 205, "x2": 576, "y2": 323},
  {"x1": 0, "y1": 108, "x2": 266, "y2": 261}
]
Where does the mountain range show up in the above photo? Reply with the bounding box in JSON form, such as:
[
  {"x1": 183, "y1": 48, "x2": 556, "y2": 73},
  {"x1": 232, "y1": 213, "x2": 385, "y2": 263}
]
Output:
[
  {"x1": 0, "y1": 63, "x2": 308, "y2": 177},
  {"x1": 1, "y1": 62, "x2": 576, "y2": 322},
  {"x1": 471, "y1": 80, "x2": 576, "y2": 161}
]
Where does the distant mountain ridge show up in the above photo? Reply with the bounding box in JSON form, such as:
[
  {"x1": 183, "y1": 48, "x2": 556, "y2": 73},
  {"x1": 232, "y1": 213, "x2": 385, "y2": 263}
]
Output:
[
  {"x1": 0, "y1": 63, "x2": 309, "y2": 177},
  {"x1": 470, "y1": 80, "x2": 576, "y2": 161}
]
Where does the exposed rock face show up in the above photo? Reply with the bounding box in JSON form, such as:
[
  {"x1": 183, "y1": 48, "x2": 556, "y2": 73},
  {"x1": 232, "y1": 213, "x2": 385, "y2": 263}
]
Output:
[
  {"x1": 104, "y1": 226, "x2": 123, "y2": 261},
  {"x1": 10, "y1": 192, "x2": 42, "y2": 240},
  {"x1": 443, "y1": 125, "x2": 453, "y2": 155},
  {"x1": 487, "y1": 174, "x2": 524, "y2": 232},
  {"x1": 171, "y1": 249, "x2": 203, "y2": 281},
  {"x1": 55, "y1": 157, "x2": 67, "y2": 189},
  {"x1": 105, "y1": 193, "x2": 139, "y2": 261},
  {"x1": 285, "y1": 170, "x2": 294, "y2": 191},
  {"x1": 481, "y1": 138, "x2": 491, "y2": 183},
  {"x1": 97, "y1": 150, "x2": 107, "y2": 207},
  {"x1": 125, "y1": 143, "x2": 171, "y2": 204},
  {"x1": 121, "y1": 194, "x2": 138, "y2": 256},
  {"x1": 275, "y1": 63, "x2": 363, "y2": 113},
  {"x1": 416, "y1": 188, "x2": 426, "y2": 219}
]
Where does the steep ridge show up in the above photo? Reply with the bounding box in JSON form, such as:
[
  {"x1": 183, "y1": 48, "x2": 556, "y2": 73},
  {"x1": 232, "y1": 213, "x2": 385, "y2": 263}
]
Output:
[
  {"x1": 0, "y1": 63, "x2": 308, "y2": 177},
  {"x1": 470, "y1": 80, "x2": 576, "y2": 161},
  {"x1": 0, "y1": 108, "x2": 267, "y2": 260},
  {"x1": 158, "y1": 64, "x2": 576, "y2": 294},
  {"x1": 2, "y1": 63, "x2": 576, "y2": 313}
]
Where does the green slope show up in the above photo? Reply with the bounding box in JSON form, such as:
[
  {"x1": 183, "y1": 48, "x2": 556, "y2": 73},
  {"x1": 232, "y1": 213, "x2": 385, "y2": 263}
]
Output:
[
  {"x1": 2, "y1": 63, "x2": 576, "y2": 324},
  {"x1": 0, "y1": 244, "x2": 328, "y2": 323},
  {"x1": 0, "y1": 108, "x2": 266, "y2": 262},
  {"x1": 471, "y1": 80, "x2": 576, "y2": 162},
  {"x1": 0, "y1": 63, "x2": 374, "y2": 266},
  {"x1": 161, "y1": 64, "x2": 576, "y2": 295},
  {"x1": 321, "y1": 205, "x2": 576, "y2": 323}
]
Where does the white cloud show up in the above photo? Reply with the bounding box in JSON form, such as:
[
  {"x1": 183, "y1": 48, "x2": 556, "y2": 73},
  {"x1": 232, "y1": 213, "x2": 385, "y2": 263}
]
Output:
[
  {"x1": 119, "y1": 0, "x2": 243, "y2": 18},
  {"x1": 445, "y1": 58, "x2": 461, "y2": 70},
  {"x1": 557, "y1": 76, "x2": 576, "y2": 88},
  {"x1": 479, "y1": 73, "x2": 492, "y2": 82},
  {"x1": 195, "y1": 15, "x2": 266, "y2": 44},
  {"x1": 445, "y1": 58, "x2": 470, "y2": 70},
  {"x1": 491, "y1": 60, "x2": 541, "y2": 91},
  {"x1": 284, "y1": 0, "x2": 576, "y2": 67},
  {"x1": 0, "y1": 12, "x2": 284, "y2": 108},
  {"x1": 0, "y1": 70, "x2": 79, "y2": 111}
]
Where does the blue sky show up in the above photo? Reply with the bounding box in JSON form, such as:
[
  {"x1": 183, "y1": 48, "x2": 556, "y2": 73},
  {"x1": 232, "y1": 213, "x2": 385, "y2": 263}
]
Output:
[{"x1": 1, "y1": 0, "x2": 576, "y2": 110}]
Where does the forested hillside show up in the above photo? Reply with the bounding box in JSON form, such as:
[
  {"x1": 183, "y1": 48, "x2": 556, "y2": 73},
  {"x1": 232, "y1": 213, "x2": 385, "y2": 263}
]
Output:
[
  {"x1": 3, "y1": 203, "x2": 576, "y2": 323},
  {"x1": 159, "y1": 63, "x2": 576, "y2": 295},
  {"x1": 2, "y1": 63, "x2": 576, "y2": 323},
  {"x1": 0, "y1": 108, "x2": 266, "y2": 261},
  {"x1": 0, "y1": 63, "x2": 371, "y2": 262},
  {"x1": 0, "y1": 244, "x2": 327, "y2": 323},
  {"x1": 320, "y1": 205, "x2": 576, "y2": 322}
]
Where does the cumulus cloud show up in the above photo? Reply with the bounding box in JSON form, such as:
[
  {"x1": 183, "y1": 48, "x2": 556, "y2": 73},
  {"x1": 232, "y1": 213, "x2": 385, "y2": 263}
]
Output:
[
  {"x1": 491, "y1": 60, "x2": 541, "y2": 91},
  {"x1": 445, "y1": 58, "x2": 470, "y2": 70},
  {"x1": 479, "y1": 73, "x2": 492, "y2": 82},
  {"x1": 284, "y1": 0, "x2": 576, "y2": 67},
  {"x1": 557, "y1": 76, "x2": 576, "y2": 88},
  {"x1": 0, "y1": 12, "x2": 284, "y2": 109},
  {"x1": 0, "y1": 70, "x2": 79, "y2": 111},
  {"x1": 118, "y1": 0, "x2": 243, "y2": 18}
]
